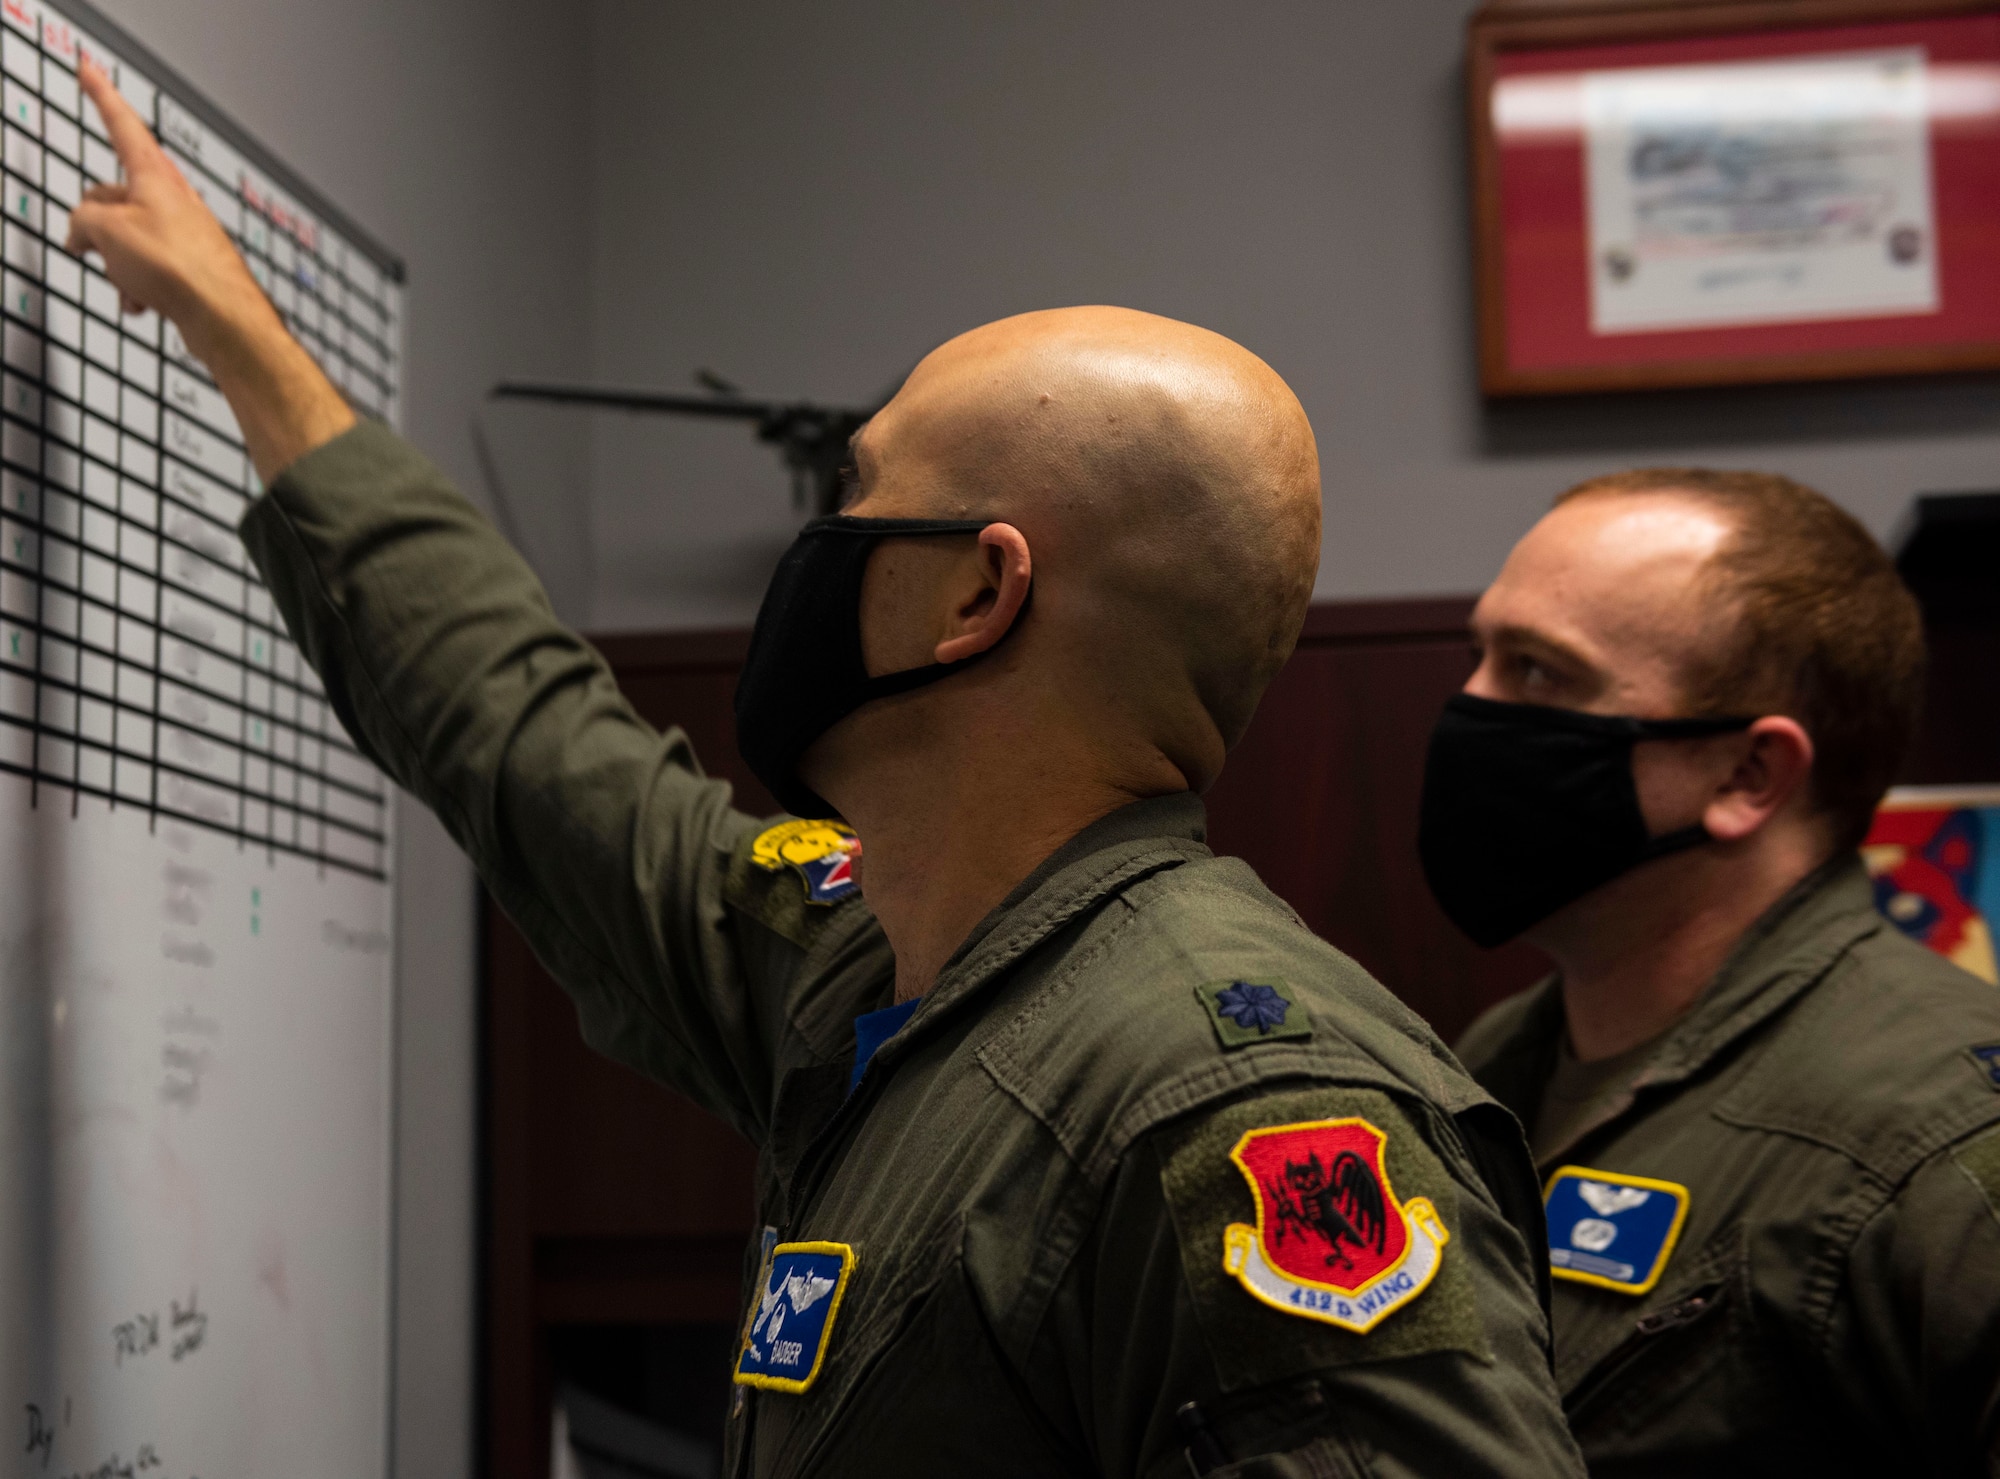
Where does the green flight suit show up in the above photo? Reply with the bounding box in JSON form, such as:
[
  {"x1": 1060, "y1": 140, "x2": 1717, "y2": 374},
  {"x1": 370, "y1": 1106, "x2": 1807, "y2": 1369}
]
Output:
[
  {"x1": 1458, "y1": 858, "x2": 2000, "y2": 1477},
  {"x1": 241, "y1": 423, "x2": 1585, "y2": 1478}
]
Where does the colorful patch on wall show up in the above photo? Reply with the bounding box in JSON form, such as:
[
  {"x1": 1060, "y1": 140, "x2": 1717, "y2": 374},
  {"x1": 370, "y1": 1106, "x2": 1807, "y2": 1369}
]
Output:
[{"x1": 1864, "y1": 787, "x2": 2000, "y2": 985}]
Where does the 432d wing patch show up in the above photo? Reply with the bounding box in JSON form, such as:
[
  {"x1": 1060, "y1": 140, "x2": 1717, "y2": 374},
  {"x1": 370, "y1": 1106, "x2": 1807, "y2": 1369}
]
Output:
[
  {"x1": 751, "y1": 819, "x2": 862, "y2": 904},
  {"x1": 1544, "y1": 1166, "x2": 1690, "y2": 1295},
  {"x1": 1159, "y1": 1087, "x2": 1486, "y2": 1391},
  {"x1": 1224, "y1": 1118, "x2": 1449, "y2": 1333},
  {"x1": 734, "y1": 1241, "x2": 856, "y2": 1393}
]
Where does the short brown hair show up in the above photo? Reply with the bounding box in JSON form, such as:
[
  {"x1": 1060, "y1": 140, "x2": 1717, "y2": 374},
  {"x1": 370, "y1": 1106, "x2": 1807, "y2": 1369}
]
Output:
[{"x1": 1557, "y1": 468, "x2": 1925, "y2": 850}]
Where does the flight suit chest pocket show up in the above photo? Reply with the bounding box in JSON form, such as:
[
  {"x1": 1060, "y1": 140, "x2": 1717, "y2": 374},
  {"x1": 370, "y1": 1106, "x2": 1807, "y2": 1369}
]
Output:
[
  {"x1": 743, "y1": 1226, "x2": 1069, "y2": 1478},
  {"x1": 1561, "y1": 1239, "x2": 1782, "y2": 1471}
]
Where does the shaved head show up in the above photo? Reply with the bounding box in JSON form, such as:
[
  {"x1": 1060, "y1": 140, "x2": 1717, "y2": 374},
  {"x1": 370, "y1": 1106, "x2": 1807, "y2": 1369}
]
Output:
[{"x1": 847, "y1": 306, "x2": 1321, "y2": 788}]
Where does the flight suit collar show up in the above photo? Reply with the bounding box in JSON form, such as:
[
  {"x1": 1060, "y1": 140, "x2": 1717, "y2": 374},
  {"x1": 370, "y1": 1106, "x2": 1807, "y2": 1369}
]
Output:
[
  {"x1": 770, "y1": 792, "x2": 1211, "y2": 1212},
  {"x1": 1637, "y1": 855, "x2": 1880, "y2": 1091},
  {"x1": 1503, "y1": 855, "x2": 1882, "y2": 1168},
  {"x1": 899, "y1": 789, "x2": 1210, "y2": 1037}
]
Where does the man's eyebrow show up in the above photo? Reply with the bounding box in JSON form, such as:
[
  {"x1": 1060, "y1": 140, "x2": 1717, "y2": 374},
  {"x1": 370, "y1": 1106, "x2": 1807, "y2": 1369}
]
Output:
[{"x1": 1475, "y1": 620, "x2": 1592, "y2": 673}]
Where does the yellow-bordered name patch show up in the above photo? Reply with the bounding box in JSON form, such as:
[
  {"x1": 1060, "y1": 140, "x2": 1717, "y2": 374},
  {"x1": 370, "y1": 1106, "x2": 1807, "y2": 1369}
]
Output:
[
  {"x1": 1544, "y1": 1165, "x2": 1690, "y2": 1296},
  {"x1": 733, "y1": 1240, "x2": 856, "y2": 1393}
]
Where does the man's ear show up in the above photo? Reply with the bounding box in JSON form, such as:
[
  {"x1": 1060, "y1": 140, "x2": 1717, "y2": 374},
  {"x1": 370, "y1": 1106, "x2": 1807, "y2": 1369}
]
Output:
[
  {"x1": 1704, "y1": 716, "x2": 1815, "y2": 842},
  {"x1": 935, "y1": 523, "x2": 1031, "y2": 664}
]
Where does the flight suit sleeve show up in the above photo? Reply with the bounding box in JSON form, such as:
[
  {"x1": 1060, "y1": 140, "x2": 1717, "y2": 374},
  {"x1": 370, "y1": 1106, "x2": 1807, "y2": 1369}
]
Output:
[
  {"x1": 1050, "y1": 1086, "x2": 1585, "y2": 1478},
  {"x1": 238, "y1": 421, "x2": 803, "y2": 1140},
  {"x1": 1837, "y1": 1124, "x2": 2000, "y2": 1475}
]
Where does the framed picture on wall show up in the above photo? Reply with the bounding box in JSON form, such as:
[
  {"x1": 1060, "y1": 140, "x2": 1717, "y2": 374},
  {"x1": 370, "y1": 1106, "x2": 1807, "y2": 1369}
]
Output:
[{"x1": 1468, "y1": 0, "x2": 2000, "y2": 395}]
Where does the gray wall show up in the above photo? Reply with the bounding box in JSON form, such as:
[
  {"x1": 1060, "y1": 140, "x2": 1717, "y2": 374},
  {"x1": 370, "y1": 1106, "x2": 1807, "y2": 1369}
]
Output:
[
  {"x1": 91, "y1": 4, "x2": 593, "y2": 1478},
  {"x1": 581, "y1": 0, "x2": 2000, "y2": 633}
]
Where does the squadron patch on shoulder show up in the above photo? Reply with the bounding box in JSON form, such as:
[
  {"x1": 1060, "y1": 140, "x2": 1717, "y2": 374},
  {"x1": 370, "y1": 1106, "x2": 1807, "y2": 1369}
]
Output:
[
  {"x1": 733, "y1": 1240, "x2": 856, "y2": 1393},
  {"x1": 1544, "y1": 1166, "x2": 1691, "y2": 1296},
  {"x1": 1222, "y1": 1117, "x2": 1449, "y2": 1334},
  {"x1": 750, "y1": 819, "x2": 861, "y2": 905},
  {"x1": 1197, "y1": 979, "x2": 1312, "y2": 1049},
  {"x1": 1159, "y1": 1087, "x2": 1485, "y2": 1388}
]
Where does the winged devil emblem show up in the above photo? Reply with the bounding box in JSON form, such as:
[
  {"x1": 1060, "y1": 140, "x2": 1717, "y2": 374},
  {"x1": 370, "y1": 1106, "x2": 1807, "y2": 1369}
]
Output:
[{"x1": 1223, "y1": 1117, "x2": 1449, "y2": 1335}]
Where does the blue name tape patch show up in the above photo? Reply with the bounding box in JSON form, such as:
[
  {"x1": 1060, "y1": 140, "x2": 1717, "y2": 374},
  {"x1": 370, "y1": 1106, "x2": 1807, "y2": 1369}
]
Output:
[
  {"x1": 734, "y1": 1241, "x2": 856, "y2": 1393},
  {"x1": 1544, "y1": 1166, "x2": 1690, "y2": 1296}
]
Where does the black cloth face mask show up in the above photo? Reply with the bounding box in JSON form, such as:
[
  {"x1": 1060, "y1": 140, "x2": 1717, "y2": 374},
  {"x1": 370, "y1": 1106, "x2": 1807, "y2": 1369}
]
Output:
[
  {"x1": 735, "y1": 514, "x2": 1024, "y2": 819},
  {"x1": 1418, "y1": 693, "x2": 1754, "y2": 948}
]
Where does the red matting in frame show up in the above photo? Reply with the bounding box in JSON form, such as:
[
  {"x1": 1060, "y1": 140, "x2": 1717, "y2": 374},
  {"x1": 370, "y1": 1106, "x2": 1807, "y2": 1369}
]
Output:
[{"x1": 1488, "y1": 11, "x2": 2000, "y2": 390}]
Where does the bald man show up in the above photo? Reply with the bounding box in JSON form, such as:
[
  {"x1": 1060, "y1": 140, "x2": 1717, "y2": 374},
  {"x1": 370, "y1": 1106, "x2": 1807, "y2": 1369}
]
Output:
[{"x1": 67, "y1": 65, "x2": 1583, "y2": 1477}]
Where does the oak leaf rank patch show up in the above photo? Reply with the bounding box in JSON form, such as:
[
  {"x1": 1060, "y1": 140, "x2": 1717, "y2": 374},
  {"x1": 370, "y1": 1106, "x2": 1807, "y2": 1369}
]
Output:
[
  {"x1": 1969, "y1": 1043, "x2": 2000, "y2": 1091},
  {"x1": 1224, "y1": 1118, "x2": 1449, "y2": 1333},
  {"x1": 1197, "y1": 979, "x2": 1311, "y2": 1049}
]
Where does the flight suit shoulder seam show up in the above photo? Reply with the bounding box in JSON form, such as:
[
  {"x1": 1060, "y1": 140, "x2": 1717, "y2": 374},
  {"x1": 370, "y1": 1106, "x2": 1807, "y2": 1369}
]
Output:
[{"x1": 1089, "y1": 1059, "x2": 1433, "y2": 1186}]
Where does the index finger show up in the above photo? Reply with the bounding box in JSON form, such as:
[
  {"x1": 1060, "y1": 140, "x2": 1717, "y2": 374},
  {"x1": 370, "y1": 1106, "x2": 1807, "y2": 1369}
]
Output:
[{"x1": 78, "y1": 57, "x2": 168, "y2": 182}]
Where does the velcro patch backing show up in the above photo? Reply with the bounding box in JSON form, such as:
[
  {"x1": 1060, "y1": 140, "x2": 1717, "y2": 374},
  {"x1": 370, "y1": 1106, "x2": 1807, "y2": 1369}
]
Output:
[{"x1": 1158, "y1": 1086, "x2": 1487, "y2": 1391}]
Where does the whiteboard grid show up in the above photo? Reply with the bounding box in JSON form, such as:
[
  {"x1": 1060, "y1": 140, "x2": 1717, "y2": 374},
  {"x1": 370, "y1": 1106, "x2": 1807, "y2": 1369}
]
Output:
[
  {"x1": 0, "y1": 0, "x2": 403, "y2": 881},
  {"x1": 0, "y1": 7, "x2": 403, "y2": 1479}
]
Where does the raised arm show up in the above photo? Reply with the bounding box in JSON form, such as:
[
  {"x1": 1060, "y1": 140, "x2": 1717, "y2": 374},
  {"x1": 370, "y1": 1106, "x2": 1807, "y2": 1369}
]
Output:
[{"x1": 63, "y1": 62, "x2": 829, "y2": 1139}]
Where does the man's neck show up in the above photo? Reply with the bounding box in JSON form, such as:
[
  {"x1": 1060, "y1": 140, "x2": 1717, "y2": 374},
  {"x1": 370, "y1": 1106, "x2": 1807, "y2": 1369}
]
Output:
[
  {"x1": 837, "y1": 743, "x2": 1181, "y2": 1003},
  {"x1": 1533, "y1": 831, "x2": 1831, "y2": 1062}
]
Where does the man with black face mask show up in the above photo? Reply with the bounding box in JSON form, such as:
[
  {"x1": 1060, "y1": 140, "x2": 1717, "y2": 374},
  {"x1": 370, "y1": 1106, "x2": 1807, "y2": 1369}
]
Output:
[
  {"x1": 1428, "y1": 469, "x2": 2000, "y2": 1476},
  {"x1": 66, "y1": 64, "x2": 1586, "y2": 1479}
]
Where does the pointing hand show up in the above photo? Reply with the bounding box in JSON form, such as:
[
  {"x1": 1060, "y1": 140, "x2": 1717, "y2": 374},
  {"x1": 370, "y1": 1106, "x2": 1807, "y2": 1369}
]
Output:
[
  {"x1": 62, "y1": 59, "x2": 353, "y2": 478},
  {"x1": 64, "y1": 59, "x2": 266, "y2": 361}
]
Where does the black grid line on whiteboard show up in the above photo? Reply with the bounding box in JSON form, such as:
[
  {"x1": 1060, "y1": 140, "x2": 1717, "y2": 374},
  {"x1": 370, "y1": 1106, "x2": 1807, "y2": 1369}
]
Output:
[{"x1": 0, "y1": 0, "x2": 399, "y2": 879}]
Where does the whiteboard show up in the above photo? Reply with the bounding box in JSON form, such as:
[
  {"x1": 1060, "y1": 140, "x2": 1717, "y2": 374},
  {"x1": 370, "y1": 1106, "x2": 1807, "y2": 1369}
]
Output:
[{"x1": 0, "y1": 3, "x2": 404, "y2": 1477}]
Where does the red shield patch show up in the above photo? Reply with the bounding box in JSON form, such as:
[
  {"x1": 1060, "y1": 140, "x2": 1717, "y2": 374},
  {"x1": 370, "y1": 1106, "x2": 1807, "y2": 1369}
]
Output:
[
  {"x1": 1235, "y1": 1119, "x2": 1406, "y2": 1290},
  {"x1": 1224, "y1": 1117, "x2": 1449, "y2": 1333}
]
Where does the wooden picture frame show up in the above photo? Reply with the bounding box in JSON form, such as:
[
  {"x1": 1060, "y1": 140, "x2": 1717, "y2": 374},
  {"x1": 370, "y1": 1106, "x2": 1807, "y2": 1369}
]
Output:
[{"x1": 1468, "y1": 0, "x2": 2000, "y2": 395}]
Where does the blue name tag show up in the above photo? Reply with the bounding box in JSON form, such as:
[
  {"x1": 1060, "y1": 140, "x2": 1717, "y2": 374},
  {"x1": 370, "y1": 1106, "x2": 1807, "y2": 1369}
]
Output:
[
  {"x1": 1544, "y1": 1166, "x2": 1690, "y2": 1296},
  {"x1": 734, "y1": 1241, "x2": 856, "y2": 1393}
]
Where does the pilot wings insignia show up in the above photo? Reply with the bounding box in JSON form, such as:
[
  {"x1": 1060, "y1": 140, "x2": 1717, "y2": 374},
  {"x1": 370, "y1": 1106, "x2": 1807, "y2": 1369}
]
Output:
[
  {"x1": 1578, "y1": 1181, "x2": 1652, "y2": 1217},
  {"x1": 735, "y1": 1242, "x2": 856, "y2": 1393},
  {"x1": 783, "y1": 1268, "x2": 838, "y2": 1315}
]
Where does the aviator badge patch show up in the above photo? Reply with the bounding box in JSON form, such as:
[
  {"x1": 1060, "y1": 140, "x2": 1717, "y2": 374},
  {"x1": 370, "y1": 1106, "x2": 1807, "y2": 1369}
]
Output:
[
  {"x1": 1222, "y1": 1117, "x2": 1449, "y2": 1334},
  {"x1": 734, "y1": 1241, "x2": 856, "y2": 1393},
  {"x1": 1544, "y1": 1166, "x2": 1690, "y2": 1295},
  {"x1": 750, "y1": 819, "x2": 861, "y2": 905}
]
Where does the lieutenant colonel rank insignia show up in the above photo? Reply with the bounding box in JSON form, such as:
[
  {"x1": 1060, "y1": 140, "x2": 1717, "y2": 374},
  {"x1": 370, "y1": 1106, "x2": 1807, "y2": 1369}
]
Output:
[
  {"x1": 1198, "y1": 979, "x2": 1312, "y2": 1049},
  {"x1": 1222, "y1": 1117, "x2": 1449, "y2": 1333},
  {"x1": 1544, "y1": 1166, "x2": 1690, "y2": 1295},
  {"x1": 749, "y1": 819, "x2": 861, "y2": 905},
  {"x1": 734, "y1": 1241, "x2": 856, "y2": 1393}
]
